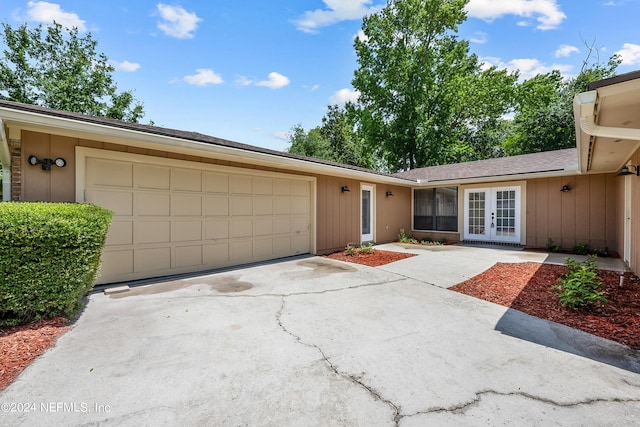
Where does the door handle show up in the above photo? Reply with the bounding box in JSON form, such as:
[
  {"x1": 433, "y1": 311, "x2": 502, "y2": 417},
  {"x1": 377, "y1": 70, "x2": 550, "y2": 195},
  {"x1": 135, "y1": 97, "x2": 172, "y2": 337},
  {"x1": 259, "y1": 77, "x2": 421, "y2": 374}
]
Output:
[{"x1": 491, "y1": 212, "x2": 495, "y2": 228}]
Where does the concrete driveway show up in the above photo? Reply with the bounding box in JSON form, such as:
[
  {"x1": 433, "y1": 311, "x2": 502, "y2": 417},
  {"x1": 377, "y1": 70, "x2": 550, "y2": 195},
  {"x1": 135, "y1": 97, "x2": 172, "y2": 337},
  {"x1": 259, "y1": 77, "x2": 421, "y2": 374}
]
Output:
[{"x1": 1, "y1": 245, "x2": 639, "y2": 426}]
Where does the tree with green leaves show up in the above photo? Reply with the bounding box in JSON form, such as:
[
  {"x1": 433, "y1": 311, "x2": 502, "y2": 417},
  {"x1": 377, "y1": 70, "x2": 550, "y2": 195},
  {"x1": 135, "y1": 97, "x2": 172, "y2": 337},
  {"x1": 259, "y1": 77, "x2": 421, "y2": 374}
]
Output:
[
  {"x1": 0, "y1": 22, "x2": 144, "y2": 122},
  {"x1": 504, "y1": 47, "x2": 620, "y2": 156},
  {"x1": 318, "y1": 105, "x2": 373, "y2": 168},
  {"x1": 350, "y1": 0, "x2": 517, "y2": 171},
  {"x1": 286, "y1": 124, "x2": 333, "y2": 160}
]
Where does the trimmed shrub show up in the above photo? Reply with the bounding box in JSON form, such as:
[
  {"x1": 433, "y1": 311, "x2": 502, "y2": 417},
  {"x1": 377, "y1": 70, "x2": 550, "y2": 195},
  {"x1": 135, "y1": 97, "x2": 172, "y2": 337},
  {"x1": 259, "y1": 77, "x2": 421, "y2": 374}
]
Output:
[
  {"x1": 0, "y1": 202, "x2": 113, "y2": 326},
  {"x1": 552, "y1": 256, "x2": 607, "y2": 311}
]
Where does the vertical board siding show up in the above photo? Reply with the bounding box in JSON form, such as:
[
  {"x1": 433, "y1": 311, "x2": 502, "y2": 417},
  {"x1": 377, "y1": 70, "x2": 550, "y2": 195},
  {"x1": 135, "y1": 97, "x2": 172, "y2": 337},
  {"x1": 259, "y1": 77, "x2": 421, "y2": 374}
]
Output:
[{"x1": 526, "y1": 174, "x2": 617, "y2": 253}]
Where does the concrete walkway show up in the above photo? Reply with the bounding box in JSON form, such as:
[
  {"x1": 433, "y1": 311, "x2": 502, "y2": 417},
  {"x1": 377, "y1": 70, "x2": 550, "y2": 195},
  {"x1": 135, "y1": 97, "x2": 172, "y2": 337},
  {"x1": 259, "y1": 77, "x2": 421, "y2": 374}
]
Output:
[{"x1": 1, "y1": 245, "x2": 639, "y2": 426}]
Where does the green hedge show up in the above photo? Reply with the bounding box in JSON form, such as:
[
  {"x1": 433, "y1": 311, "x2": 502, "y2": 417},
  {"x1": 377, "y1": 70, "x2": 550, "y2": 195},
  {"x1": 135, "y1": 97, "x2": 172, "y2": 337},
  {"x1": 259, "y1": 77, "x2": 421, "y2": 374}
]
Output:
[{"x1": 0, "y1": 202, "x2": 113, "y2": 326}]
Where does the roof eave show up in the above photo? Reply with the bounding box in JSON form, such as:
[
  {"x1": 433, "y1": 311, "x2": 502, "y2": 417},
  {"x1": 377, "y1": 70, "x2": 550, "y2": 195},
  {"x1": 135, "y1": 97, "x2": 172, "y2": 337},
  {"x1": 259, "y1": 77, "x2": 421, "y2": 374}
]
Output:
[{"x1": 0, "y1": 105, "x2": 415, "y2": 187}]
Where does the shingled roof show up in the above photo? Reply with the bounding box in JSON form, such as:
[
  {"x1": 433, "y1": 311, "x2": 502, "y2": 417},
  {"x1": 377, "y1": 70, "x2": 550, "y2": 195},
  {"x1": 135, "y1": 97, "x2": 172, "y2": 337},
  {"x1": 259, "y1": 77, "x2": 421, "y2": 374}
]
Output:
[
  {"x1": 395, "y1": 148, "x2": 578, "y2": 183},
  {"x1": 0, "y1": 99, "x2": 411, "y2": 182}
]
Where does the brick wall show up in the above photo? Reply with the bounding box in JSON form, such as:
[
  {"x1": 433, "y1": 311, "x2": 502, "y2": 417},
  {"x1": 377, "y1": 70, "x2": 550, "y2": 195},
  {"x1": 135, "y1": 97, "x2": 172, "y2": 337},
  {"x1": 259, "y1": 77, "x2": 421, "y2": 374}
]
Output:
[{"x1": 10, "y1": 138, "x2": 21, "y2": 201}]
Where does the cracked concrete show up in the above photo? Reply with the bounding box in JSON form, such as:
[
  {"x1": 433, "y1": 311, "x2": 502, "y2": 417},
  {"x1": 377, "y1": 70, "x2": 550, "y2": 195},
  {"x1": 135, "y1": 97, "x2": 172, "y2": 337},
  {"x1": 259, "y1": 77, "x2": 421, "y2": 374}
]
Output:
[{"x1": 1, "y1": 249, "x2": 639, "y2": 426}]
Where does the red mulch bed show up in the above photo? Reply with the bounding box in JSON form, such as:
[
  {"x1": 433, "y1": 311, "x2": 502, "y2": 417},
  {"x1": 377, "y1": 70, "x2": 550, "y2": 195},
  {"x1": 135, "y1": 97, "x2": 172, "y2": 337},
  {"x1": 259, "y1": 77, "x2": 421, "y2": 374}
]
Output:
[
  {"x1": 0, "y1": 317, "x2": 70, "y2": 391},
  {"x1": 451, "y1": 262, "x2": 640, "y2": 350},
  {"x1": 326, "y1": 249, "x2": 416, "y2": 266}
]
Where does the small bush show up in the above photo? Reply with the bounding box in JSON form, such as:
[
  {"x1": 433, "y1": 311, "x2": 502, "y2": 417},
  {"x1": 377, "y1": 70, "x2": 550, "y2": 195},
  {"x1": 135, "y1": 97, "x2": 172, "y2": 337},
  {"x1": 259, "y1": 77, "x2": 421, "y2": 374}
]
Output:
[
  {"x1": 546, "y1": 238, "x2": 560, "y2": 252},
  {"x1": 0, "y1": 202, "x2": 113, "y2": 326},
  {"x1": 552, "y1": 256, "x2": 607, "y2": 311},
  {"x1": 572, "y1": 242, "x2": 591, "y2": 255},
  {"x1": 398, "y1": 228, "x2": 411, "y2": 243},
  {"x1": 359, "y1": 242, "x2": 375, "y2": 254}
]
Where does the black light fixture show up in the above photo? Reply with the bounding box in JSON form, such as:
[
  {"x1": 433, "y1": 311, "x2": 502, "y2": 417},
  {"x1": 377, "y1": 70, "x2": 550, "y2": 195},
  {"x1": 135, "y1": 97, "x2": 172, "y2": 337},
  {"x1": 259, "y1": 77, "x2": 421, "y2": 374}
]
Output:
[
  {"x1": 28, "y1": 155, "x2": 66, "y2": 171},
  {"x1": 616, "y1": 165, "x2": 640, "y2": 177},
  {"x1": 341, "y1": 186, "x2": 350, "y2": 193},
  {"x1": 386, "y1": 191, "x2": 394, "y2": 197},
  {"x1": 560, "y1": 185, "x2": 571, "y2": 192}
]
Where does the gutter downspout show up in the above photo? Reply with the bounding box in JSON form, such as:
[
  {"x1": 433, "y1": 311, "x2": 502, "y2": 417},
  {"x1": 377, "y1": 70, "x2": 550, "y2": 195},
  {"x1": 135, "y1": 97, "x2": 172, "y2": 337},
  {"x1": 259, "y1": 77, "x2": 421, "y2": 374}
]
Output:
[
  {"x1": 0, "y1": 119, "x2": 11, "y2": 201},
  {"x1": 574, "y1": 91, "x2": 640, "y2": 172}
]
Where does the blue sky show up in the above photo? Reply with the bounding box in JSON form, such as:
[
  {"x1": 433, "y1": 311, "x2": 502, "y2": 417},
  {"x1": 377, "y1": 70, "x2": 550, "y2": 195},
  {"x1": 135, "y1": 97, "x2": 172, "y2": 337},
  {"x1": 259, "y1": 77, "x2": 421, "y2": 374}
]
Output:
[{"x1": 1, "y1": 1, "x2": 639, "y2": 151}]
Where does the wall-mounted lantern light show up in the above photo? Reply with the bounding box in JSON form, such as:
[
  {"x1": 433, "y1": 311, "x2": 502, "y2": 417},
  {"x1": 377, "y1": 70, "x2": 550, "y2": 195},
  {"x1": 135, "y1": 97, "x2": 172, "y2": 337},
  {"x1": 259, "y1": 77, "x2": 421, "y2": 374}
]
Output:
[
  {"x1": 616, "y1": 165, "x2": 640, "y2": 177},
  {"x1": 386, "y1": 191, "x2": 394, "y2": 197},
  {"x1": 28, "y1": 155, "x2": 66, "y2": 171},
  {"x1": 341, "y1": 186, "x2": 350, "y2": 193},
  {"x1": 560, "y1": 185, "x2": 571, "y2": 192}
]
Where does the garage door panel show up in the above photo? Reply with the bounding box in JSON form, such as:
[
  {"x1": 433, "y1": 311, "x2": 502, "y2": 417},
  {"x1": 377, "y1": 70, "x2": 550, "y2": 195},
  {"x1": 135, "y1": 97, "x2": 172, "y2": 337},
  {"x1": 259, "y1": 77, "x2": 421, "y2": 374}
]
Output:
[
  {"x1": 254, "y1": 178, "x2": 273, "y2": 195},
  {"x1": 205, "y1": 196, "x2": 229, "y2": 216},
  {"x1": 254, "y1": 197, "x2": 273, "y2": 215},
  {"x1": 231, "y1": 197, "x2": 253, "y2": 216},
  {"x1": 87, "y1": 158, "x2": 133, "y2": 188},
  {"x1": 204, "y1": 173, "x2": 229, "y2": 194},
  {"x1": 93, "y1": 190, "x2": 133, "y2": 216},
  {"x1": 172, "y1": 194, "x2": 202, "y2": 216},
  {"x1": 173, "y1": 169, "x2": 202, "y2": 192},
  {"x1": 292, "y1": 235, "x2": 310, "y2": 254},
  {"x1": 206, "y1": 220, "x2": 229, "y2": 240},
  {"x1": 136, "y1": 221, "x2": 170, "y2": 244},
  {"x1": 274, "y1": 218, "x2": 291, "y2": 234},
  {"x1": 137, "y1": 193, "x2": 170, "y2": 216},
  {"x1": 230, "y1": 175, "x2": 252, "y2": 194},
  {"x1": 105, "y1": 221, "x2": 133, "y2": 246},
  {"x1": 292, "y1": 198, "x2": 308, "y2": 215},
  {"x1": 274, "y1": 237, "x2": 291, "y2": 256},
  {"x1": 135, "y1": 247, "x2": 171, "y2": 273},
  {"x1": 231, "y1": 219, "x2": 252, "y2": 238},
  {"x1": 254, "y1": 218, "x2": 273, "y2": 236},
  {"x1": 101, "y1": 250, "x2": 134, "y2": 278},
  {"x1": 275, "y1": 198, "x2": 291, "y2": 215},
  {"x1": 274, "y1": 180, "x2": 291, "y2": 195},
  {"x1": 87, "y1": 152, "x2": 312, "y2": 284},
  {"x1": 254, "y1": 238, "x2": 273, "y2": 258},
  {"x1": 231, "y1": 240, "x2": 252, "y2": 260},
  {"x1": 292, "y1": 181, "x2": 309, "y2": 196},
  {"x1": 173, "y1": 221, "x2": 202, "y2": 242},
  {"x1": 136, "y1": 164, "x2": 170, "y2": 190},
  {"x1": 175, "y1": 245, "x2": 202, "y2": 267},
  {"x1": 292, "y1": 217, "x2": 309, "y2": 234},
  {"x1": 204, "y1": 243, "x2": 229, "y2": 266}
]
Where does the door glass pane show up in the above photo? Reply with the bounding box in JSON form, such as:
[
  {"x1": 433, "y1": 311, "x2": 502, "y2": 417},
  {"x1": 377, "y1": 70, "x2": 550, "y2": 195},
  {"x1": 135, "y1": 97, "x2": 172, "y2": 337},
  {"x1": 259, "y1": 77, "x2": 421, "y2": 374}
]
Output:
[
  {"x1": 495, "y1": 190, "x2": 516, "y2": 236},
  {"x1": 467, "y1": 192, "x2": 485, "y2": 235},
  {"x1": 362, "y1": 190, "x2": 371, "y2": 235}
]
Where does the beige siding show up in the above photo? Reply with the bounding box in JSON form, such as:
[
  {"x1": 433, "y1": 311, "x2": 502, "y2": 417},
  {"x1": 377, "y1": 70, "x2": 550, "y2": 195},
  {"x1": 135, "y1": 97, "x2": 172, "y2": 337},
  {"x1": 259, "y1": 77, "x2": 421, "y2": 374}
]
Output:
[
  {"x1": 526, "y1": 174, "x2": 618, "y2": 253},
  {"x1": 375, "y1": 186, "x2": 411, "y2": 244}
]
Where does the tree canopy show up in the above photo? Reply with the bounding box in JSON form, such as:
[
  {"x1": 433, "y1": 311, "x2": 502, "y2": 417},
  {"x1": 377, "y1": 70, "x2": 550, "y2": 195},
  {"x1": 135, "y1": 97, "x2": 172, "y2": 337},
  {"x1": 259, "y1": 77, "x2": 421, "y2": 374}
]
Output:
[
  {"x1": 350, "y1": 0, "x2": 517, "y2": 171},
  {"x1": 0, "y1": 22, "x2": 144, "y2": 122}
]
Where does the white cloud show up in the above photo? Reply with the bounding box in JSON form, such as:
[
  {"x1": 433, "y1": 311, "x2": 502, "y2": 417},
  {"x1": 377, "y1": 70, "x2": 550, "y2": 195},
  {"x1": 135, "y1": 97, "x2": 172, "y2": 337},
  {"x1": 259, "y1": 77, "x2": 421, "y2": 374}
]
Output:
[
  {"x1": 26, "y1": 1, "x2": 86, "y2": 31},
  {"x1": 554, "y1": 44, "x2": 579, "y2": 57},
  {"x1": 330, "y1": 88, "x2": 361, "y2": 105},
  {"x1": 470, "y1": 31, "x2": 488, "y2": 44},
  {"x1": 272, "y1": 131, "x2": 290, "y2": 141},
  {"x1": 113, "y1": 60, "x2": 141, "y2": 72},
  {"x1": 616, "y1": 43, "x2": 640, "y2": 65},
  {"x1": 255, "y1": 72, "x2": 290, "y2": 89},
  {"x1": 235, "y1": 76, "x2": 254, "y2": 87},
  {"x1": 355, "y1": 29, "x2": 369, "y2": 42},
  {"x1": 480, "y1": 56, "x2": 572, "y2": 80},
  {"x1": 183, "y1": 69, "x2": 223, "y2": 86},
  {"x1": 466, "y1": 0, "x2": 566, "y2": 30},
  {"x1": 294, "y1": 0, "x2": 381, "y2": 33},
  {"x1": 156, "y1": 3, "x2": 202, "y2": 39}
]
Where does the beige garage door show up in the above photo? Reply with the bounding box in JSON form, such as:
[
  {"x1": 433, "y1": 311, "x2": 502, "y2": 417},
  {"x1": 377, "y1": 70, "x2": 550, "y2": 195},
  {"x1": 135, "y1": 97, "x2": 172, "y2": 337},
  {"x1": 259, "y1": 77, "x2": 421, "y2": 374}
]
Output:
[{"x1": 78, "y1": 148, "x2": 314, "y2": 284}]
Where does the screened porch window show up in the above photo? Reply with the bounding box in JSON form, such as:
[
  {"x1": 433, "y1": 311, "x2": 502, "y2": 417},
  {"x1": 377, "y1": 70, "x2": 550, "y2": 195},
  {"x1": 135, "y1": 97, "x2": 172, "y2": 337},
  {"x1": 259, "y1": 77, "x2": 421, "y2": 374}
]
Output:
[{"x1": 414, "y1": 187, "x2": 458, "y2": 231}]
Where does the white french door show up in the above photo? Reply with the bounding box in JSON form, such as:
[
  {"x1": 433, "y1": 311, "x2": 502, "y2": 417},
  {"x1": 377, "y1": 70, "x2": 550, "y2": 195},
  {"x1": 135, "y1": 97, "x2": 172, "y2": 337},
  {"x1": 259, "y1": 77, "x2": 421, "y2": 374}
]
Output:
[
  {"x1": 464, "y1": 186, "x2": 521, "y2": 243},
  {"x1": 361, "y1": 185, "x2": 374, "y2": 243}
]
